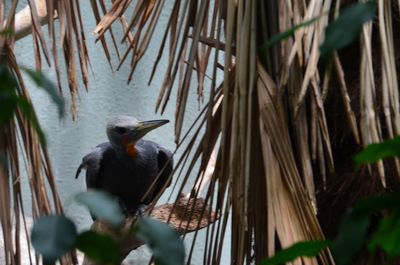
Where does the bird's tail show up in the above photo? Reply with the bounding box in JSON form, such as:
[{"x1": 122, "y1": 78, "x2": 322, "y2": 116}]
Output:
[{"x1": 75, "y1": 163, "x2": 85, "y2": 179}]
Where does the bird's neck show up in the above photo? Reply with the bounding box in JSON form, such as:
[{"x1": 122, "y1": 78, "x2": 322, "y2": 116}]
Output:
[
  {"x1": 111, "y1": 141, "x2": 138, "y2": 158},
  {"x1": 126, "y1": 142, "x2": 138, "y2": 157},
  {"x1": 121, "y1": 135, "x2": 139, "y2": 158}
]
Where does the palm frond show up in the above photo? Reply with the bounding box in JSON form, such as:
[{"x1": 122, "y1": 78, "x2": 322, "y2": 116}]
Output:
[
  {"x1": 3, "y1": 0, "x2": 400, "y2": 264},
  {"x1": 0, "y1": 46, "x2": 76, "y2": 265},
  {"x1": 0, "y1": 1, "x2": 80, "y2": 263},
  {"x1": 60, "y1": 0, "x2": 400, "y2": 263}
]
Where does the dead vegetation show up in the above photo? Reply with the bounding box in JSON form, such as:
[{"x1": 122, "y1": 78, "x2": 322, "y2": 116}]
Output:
[{"x1": 1, "y1": 0, "x2": 400, "y2": 264}]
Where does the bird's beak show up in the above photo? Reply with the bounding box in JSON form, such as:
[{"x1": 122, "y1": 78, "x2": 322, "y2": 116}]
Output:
[{"x1": 131, "y1": 119, "x2": 169, "y2": 139}]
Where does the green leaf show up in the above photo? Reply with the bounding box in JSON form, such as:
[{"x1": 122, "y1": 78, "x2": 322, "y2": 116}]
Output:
[
  {"x1": 0, "y1": 65, "x2": 47, "y2": 144},
  {"x1": 331, "y1": 210, "x2": 370, "y2": 265},
  {"x1": 0, "y1": 29, "x2": 14, "y2": 37},
  {"x1": 0, "y1": 95, "x2": 18, "y2": 124},
  {"x1": 75, "y1": 191, "x2": 124, "y2": 228},
  {"x1": 353, "y1": 193, "x2": 400, "y2": 217},
  {"x1": 22, "y1": 67, "x2": 65, "y2": 118},
  {"x1": 0, "y1": 65, "x2": 18, "y2": 124},
  {"x1": 136, "y1": 217, "x2": 185, "y2": 265},
  {"x1": 75, "y1": 231, "x2": 120, "y2": 264},
  {"x1": 368, "y1": 211, "x2": 400, "y2": 259},
  {"x1": 261, "y1": 16, "x2": 321, "y2": 51},
  {"x1": 0, "y1": 64, "x2": 17, "y2": 89},
  {"x1": 261, "y1": 241, "x2": 330, "y2": 265},
  {"x1": 31, "y1": 215, "x2": 77, "y2": 263},
  {"x1": 259, "y1": 15, "x2": 324, "y2": 65},
  {"x1": 16, "y1": 97, "x2": 47, "y2": 145},
  {"x1": 320, "y1": 2, "x2": 376, "y2": 58},
  {"x1": 353, "y1": 136, "x2": 400, "y2": 165},
  {"x1": 0, "y1": 152, "x2": 6, "y2": 167}
]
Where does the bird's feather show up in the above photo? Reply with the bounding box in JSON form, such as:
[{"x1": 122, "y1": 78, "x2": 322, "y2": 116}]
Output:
[
  {"x1": 154, "y1": 145, "x2": 173, "y2": 199},
  {"x1": 76, "y1": 142, "x2": 109, "y2": 188},
  {"x1": 76, "y1": 140, "x2": 173, "y2": 215}
]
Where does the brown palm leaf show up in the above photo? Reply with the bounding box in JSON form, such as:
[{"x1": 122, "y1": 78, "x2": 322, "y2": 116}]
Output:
[{"x1": 3, "y1": 0, "x2": 400, "y2": 264}]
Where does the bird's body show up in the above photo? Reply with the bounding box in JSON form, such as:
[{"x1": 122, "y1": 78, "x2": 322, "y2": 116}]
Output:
[{"x1": 76, "y1": 116, "x2": 173, "y2": 215}]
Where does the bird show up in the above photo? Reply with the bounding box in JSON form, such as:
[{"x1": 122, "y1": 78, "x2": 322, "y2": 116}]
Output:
[{"x1": 75, "y1": 115, "x2": 173, "y2": 216}]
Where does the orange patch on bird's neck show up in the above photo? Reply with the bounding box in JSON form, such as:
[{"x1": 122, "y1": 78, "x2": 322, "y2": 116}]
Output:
[{"x1": 126, "y1": 142, "x2": 138, "y2": 157}]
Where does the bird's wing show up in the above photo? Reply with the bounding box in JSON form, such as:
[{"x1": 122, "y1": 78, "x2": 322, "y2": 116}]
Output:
[
  {"x1": 75, "y1": 142, "x2": 110, "y2": 189},
  {"x1": 154, "y1": 145, "x2": 174, "y2": 198}
]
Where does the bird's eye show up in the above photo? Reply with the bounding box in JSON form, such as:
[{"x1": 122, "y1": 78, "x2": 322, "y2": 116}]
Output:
[{"x1": 115, "y1": 127, "x2": 127, "y2": 134}]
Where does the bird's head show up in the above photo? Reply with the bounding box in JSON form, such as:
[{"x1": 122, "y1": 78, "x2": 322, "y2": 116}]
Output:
[{"x1": 106, "y1": 115, "x2": 169, "y2": 156}]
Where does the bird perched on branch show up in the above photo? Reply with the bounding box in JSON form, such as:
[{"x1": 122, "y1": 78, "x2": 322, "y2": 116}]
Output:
[{"x1": 76, "y1": 116, "x2": 173, "y2": 216}]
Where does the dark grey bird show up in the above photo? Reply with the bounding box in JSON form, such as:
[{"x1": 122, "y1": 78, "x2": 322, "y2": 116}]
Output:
[{"x1": 75, "y1": 115, "x2": 173, "y2": 215}]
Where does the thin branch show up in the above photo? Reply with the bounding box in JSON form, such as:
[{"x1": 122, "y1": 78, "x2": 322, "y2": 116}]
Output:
[{"x1": 14, "y1": 0, "x2": 51, "y2": 40}]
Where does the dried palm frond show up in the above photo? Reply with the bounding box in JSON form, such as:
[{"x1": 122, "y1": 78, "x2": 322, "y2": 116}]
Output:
[
  {"x1": 0, "y1": 1, "x2": 78, "y2": 263},
  {"x1": 4, "y1": 0, "x2": 400, "y2": 264},
  {"x1": 89, "y1": 0, "x2": 400, "y2": 264},
  {"x1": 0, "y1": 47, "x2": 76, "y2": 265},
  {"x1": 44, "y1": 0, "x2": 91, "y2": 119},
  {"x1": 14, "y1": 0, "x2": 92, "y2": 119}
]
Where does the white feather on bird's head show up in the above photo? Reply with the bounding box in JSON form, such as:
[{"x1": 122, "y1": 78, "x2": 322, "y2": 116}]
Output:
[{"x1": 106, "y1": 116, "x2": 169, "y2": 155}]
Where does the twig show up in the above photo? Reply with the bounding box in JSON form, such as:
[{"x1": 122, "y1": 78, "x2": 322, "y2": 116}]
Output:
[{"x1": 14, "y1": 0, "x2": 51, "y2": 40}]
